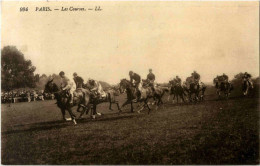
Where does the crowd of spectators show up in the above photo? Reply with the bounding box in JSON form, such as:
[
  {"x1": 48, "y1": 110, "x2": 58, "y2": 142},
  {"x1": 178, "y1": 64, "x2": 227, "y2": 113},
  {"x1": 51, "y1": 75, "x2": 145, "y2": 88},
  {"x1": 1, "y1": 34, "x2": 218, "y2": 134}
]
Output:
[{"x1": 1, "y1": 89, "x2": 55, "y2": 103}]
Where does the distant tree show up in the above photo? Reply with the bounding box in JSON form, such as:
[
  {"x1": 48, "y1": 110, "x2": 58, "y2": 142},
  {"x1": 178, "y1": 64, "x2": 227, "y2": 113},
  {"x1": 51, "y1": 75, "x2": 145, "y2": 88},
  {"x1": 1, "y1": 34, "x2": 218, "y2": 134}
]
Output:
[
  {"x1": 34, "y1": 74, "x2": 40, "y2": 83},
  {"x1": 40, "y1": 74, "x2": 47, "y2": 79},
  {"x1": 1, "y1": 46, "x2": 37, "y2": 91},
  {"x1": 253, "y1": 77, "x2": 259, "y2": 84}
]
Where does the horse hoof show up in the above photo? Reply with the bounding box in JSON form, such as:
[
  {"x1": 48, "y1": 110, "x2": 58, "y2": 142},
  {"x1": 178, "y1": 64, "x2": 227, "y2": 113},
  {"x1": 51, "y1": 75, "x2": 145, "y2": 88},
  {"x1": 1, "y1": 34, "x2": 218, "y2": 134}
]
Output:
[{"x1": 65, "y1": 118, "x2": 72, "y2": 121}]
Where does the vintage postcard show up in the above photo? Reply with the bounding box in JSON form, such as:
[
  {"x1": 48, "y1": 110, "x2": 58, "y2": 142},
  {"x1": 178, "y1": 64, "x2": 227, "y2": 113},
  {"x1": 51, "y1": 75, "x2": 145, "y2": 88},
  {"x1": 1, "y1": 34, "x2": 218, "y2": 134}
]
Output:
[{"x1": 1, "y1": 1, "x2": 259, "y2": 165}]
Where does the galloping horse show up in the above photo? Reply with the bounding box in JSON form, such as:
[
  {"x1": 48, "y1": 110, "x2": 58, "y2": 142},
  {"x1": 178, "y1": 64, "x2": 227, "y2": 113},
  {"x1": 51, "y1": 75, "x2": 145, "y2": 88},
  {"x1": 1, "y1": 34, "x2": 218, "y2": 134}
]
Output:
[
  {"x1": 119, "y1": 79, "x2": 152, "y2": 113},
  {"x1": 119, "y1": 79, "x2": 168, "y2": 113},
  {"x1": 77, "y1": 85, "x2": 122, "y2": 118},
  {"x1": 45, "y1": 79, "x2": 91, "y2": 124},
  {"x1": 168, "y1": 80, "x2": 187, "y2": 104},
  {"x1": 242, "y1": 79, "x2": 254, "y2": 97},
  {"x1": 184, "y1": 82, "x2": 206, "y2": 102},
  {"x1": 214, "y1": 81, "x2": 234, "y2": 99}
]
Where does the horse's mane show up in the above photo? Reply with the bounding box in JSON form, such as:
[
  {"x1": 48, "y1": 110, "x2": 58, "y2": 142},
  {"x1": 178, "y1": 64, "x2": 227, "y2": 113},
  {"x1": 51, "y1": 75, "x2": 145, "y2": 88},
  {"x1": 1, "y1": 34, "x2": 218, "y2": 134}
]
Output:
[
  {"x1": 120, "y1": 78, "x2": 130, "y2": 82},
  {"x1": 45, "y1": 80, "x2": 59, "y2": 93}
]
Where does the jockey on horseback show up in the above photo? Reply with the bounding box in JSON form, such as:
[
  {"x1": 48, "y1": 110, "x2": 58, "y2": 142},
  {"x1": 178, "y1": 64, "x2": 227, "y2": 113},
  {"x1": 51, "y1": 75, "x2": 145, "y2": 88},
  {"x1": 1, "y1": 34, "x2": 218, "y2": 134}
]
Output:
[
  {"x1": 129, "y1": 71, "x2": 141, "y2": 101},
  {"x1": 243, "y1": 72, "x2": 253, "y2": 88},
  {"x1": 222, "y1": 73, "x2": 229, "y2": 83},
  {"x1": 175, "y1": 76, "x2": 182, "y2": 86},
  {"x1": 86, "y1": 79, "x2": 106, "y2": 99},
  {"x1": 147, "y1": 69, "x2": 155, "y2": 91},
  {"x1": 59, "y1": 71, "x2": 76, "y2": 104},
  {"x1": 221, "y1": 73, "x2": 229, "y2": 88},
  {"x1": 191, "y1": 71, "x2": 200, "y2": 85},
  {"x1": 73, "y1": 72, "x2": 84, "y2": 89}
]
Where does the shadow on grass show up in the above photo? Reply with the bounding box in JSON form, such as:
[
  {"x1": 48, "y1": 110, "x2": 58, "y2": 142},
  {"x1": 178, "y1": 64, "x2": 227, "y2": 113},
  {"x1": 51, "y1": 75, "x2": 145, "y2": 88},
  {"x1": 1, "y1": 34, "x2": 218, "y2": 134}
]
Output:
[{"x1": 2, "y1": 112, "x2": 146, "y2": 135}]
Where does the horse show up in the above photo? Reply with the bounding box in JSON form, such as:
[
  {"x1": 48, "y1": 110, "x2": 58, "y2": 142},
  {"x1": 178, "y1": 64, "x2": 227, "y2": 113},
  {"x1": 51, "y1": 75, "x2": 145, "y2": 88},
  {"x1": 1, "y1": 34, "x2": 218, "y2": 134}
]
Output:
[
  {"x1": 119, "y1": 79, "x2": 152, "y2": 113},
  {"x1": 142, "y1": 79, "x2": 169, "y2": 107},
  {"x1": 214, "y1": 81, "x2": 234, "y2": 99},
  {"x1": 44, "y1": 79, "x2": 91, "y2": 124},
  {"x1": 184, "y1": 82, "x2": 206, "y2": 102},
  {"x1": 77, "y1": 85, "x2": 122, "y2": 119},
  {"x1": 242, "y1": 79, "x2": 254, "y2": 97},
  {"x1": 167, "y1": 81, "x2": 187, "y2": 104},
  {"x1": 119, "y1": 79, "x2": 168, "y2": 113}
]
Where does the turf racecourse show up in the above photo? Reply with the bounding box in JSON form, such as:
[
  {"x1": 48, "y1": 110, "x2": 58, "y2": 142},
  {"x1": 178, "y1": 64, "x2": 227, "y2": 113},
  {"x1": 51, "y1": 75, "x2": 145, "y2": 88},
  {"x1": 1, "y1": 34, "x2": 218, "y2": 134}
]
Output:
[{"x1": 1, "y1": 92, "x2": 259, "y2": 164}]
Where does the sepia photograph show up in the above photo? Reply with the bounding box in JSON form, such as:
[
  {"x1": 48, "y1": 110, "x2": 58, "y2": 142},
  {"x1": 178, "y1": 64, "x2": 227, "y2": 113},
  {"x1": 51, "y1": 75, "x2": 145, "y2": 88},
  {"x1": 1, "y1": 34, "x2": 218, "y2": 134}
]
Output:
[{"x1": 1, "y1": 1, "x2": 259, "y2": 164}]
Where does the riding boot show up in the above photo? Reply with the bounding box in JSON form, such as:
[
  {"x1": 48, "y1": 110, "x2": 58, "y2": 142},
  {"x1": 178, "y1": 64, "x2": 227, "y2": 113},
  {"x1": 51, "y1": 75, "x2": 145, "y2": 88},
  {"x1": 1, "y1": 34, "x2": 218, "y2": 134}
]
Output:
[{"x1": 70, "y1": 94, "x2": 74, "y2": 105}]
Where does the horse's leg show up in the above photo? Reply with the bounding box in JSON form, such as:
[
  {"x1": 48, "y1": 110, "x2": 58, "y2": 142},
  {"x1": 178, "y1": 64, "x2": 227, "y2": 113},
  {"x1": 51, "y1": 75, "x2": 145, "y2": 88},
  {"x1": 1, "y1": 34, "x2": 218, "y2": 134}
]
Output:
[
  {"x1": 130, "y1": 101, "x2": 134, "y2": 113},
  {"x1": 61, "y1": 108, "x2": 66, "y2": 121},
  {"x1": 115, "y1": 101, "x2": 122, "y2": 112},
  {"x1": 181, "y1": 94, "x2": 185, "y2": 103},
  {"x1": 146, "y1": 100, "x2": 151, "y2": 114},
  {"x1": 92, "y1": 104, "x2": 97, "y2": 119},
  {"x1": 172, "y1": 93, "x2": 175, "y2": 104},
  {"x1": 167, "y1": 94, "x2": 171, "y2": 102},
  {"x1": 76, "y1": 104, "x2": 81, "y2": 112},
  {"x1": 67, "y1": 108, "x2": 77, "y2": 125},
  {"x1": 79, "y1": 106, "x2": 86, "y2": 119},
  {"x1": 218, "y1": 91, "x2": 221, "y2": 100},
  {"x1": 109, "y1": 101, "x2": 113, "y2": 110},
  {"x1": 120, "y1": 100, "x2": 131, "y2": 112},
  {"x1": 137, "y1": 101, "x2": 145, "y2": 113}
]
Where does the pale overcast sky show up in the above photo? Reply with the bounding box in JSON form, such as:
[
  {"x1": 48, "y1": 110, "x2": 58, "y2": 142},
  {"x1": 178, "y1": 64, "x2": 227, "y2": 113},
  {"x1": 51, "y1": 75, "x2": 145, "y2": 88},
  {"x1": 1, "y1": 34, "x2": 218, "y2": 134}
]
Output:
[{"x1": 2, "y1": 1, "x2": 259, "y2": 84}]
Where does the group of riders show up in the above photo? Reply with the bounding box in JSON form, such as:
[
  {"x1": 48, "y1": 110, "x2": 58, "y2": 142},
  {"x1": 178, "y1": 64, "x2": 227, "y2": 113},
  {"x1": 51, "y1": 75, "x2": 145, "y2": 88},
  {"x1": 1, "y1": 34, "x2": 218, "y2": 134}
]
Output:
[
  {"x1": 213, "y1": 72, "x2": 253, "y2": 88},
  {"x1": 58, "y1": 69, "x2": 157, "y2": 105},
  {"x1": 57, "y1": 69, "x2": 254, "y2": 105}
]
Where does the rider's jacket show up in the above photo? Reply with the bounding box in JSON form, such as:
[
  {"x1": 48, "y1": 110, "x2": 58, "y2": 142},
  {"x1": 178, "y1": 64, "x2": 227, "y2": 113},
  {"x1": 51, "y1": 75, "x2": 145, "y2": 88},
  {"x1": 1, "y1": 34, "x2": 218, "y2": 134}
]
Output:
[
  {"x1": 130, "y1": 73, "x2": 141, "y2": 85},
  {"x1": 73, "y1": 76, "x2": 84, "y2": 88},
  {"x1": 147, "y1": 73, "x2": 155, "y2": 82},
  {"x1": 61, "y1": 76, "x2": 73, "y2": 90}
]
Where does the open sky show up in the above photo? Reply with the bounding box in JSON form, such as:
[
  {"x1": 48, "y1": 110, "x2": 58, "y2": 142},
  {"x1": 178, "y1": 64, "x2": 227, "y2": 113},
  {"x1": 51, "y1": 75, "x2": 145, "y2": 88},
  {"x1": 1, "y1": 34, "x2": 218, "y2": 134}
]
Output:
[{"x1": 2, "y1": 1, "x2": 259, "y2": 84}]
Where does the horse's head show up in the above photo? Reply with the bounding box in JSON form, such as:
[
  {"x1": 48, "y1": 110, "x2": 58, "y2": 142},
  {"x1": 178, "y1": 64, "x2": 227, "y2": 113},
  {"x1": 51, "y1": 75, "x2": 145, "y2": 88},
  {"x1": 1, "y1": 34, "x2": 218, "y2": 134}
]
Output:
[
  {"x1": 119, "y1": 79, "x2": 131, "y2": 93},
  {"x1": 44, "y1": 79, "x2": 60, "y2": 94}
]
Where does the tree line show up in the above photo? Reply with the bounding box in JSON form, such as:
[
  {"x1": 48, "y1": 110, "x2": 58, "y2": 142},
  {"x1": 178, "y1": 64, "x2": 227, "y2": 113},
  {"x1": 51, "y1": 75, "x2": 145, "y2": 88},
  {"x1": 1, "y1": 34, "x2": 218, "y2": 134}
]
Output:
[{"x1": 1, "y1": 45, "x2": 259, "y2": 92}]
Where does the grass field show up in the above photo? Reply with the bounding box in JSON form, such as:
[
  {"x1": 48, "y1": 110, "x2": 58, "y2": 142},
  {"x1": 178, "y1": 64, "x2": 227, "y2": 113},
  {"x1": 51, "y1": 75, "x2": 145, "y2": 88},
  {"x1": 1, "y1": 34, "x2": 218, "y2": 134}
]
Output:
[{"x1": 1, "y1": 88, "x2": 259, "y2": 164}]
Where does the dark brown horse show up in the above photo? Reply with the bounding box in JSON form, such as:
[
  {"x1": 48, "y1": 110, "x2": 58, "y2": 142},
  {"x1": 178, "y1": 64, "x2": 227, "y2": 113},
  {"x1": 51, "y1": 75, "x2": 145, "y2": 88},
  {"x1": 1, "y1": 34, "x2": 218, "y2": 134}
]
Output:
[
  {"x1": 119, "y1": 79, "x2": 152, "y2": 113},
  {"x1": 242, "y1": 79, "x2": 254, "y2": 97},
  {"x1": 168, "y1": 80, "x2": 187, "y2": 104},
  {"x1": 214, "y1": 81, "x2": 233, "y2": 99},
  {"x1": 45, "y1": 79, "x2": 91, "y2": 124},
  {"x1": 184, "y1": 82, "x2": 207, "y2": 102},
  {"x1": 119, "y1": 79, "x2": 168, "y2": 113}
]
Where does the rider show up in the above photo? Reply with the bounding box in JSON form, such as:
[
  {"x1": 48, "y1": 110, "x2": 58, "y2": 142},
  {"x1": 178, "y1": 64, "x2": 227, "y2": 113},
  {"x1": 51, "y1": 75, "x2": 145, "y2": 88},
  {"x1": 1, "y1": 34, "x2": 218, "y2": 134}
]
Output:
[
  {"x1": 243, "y1": 72, "x2": 253, "y2": 87},
  {"x1": 73, "y1": 72, "x2": 84, "y2": 89},
  {"x1": 213, "y1": 76, "x2": 220, "y2": 88},
  {"x1": 147, "y1": 69, "x2": 155, "y2": 90},
  {"x1": 191, "y1": 71, "x2": 200, "y2": 85},
  {"x1": 222, "y1": 73, "x2": 229, "y2": 83},
  {"x1": 129, "y1": 71, "x2": 141, "y2": 100},
  {"x1": 59, "y1": 71, "x2": 76, "y2": 104},
  {"x1": 175, "y1": 76, "x2": 182, "y2": 86},
  {"x1": 86, "y1": 79, "x2": 106, "y2": 99}
]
